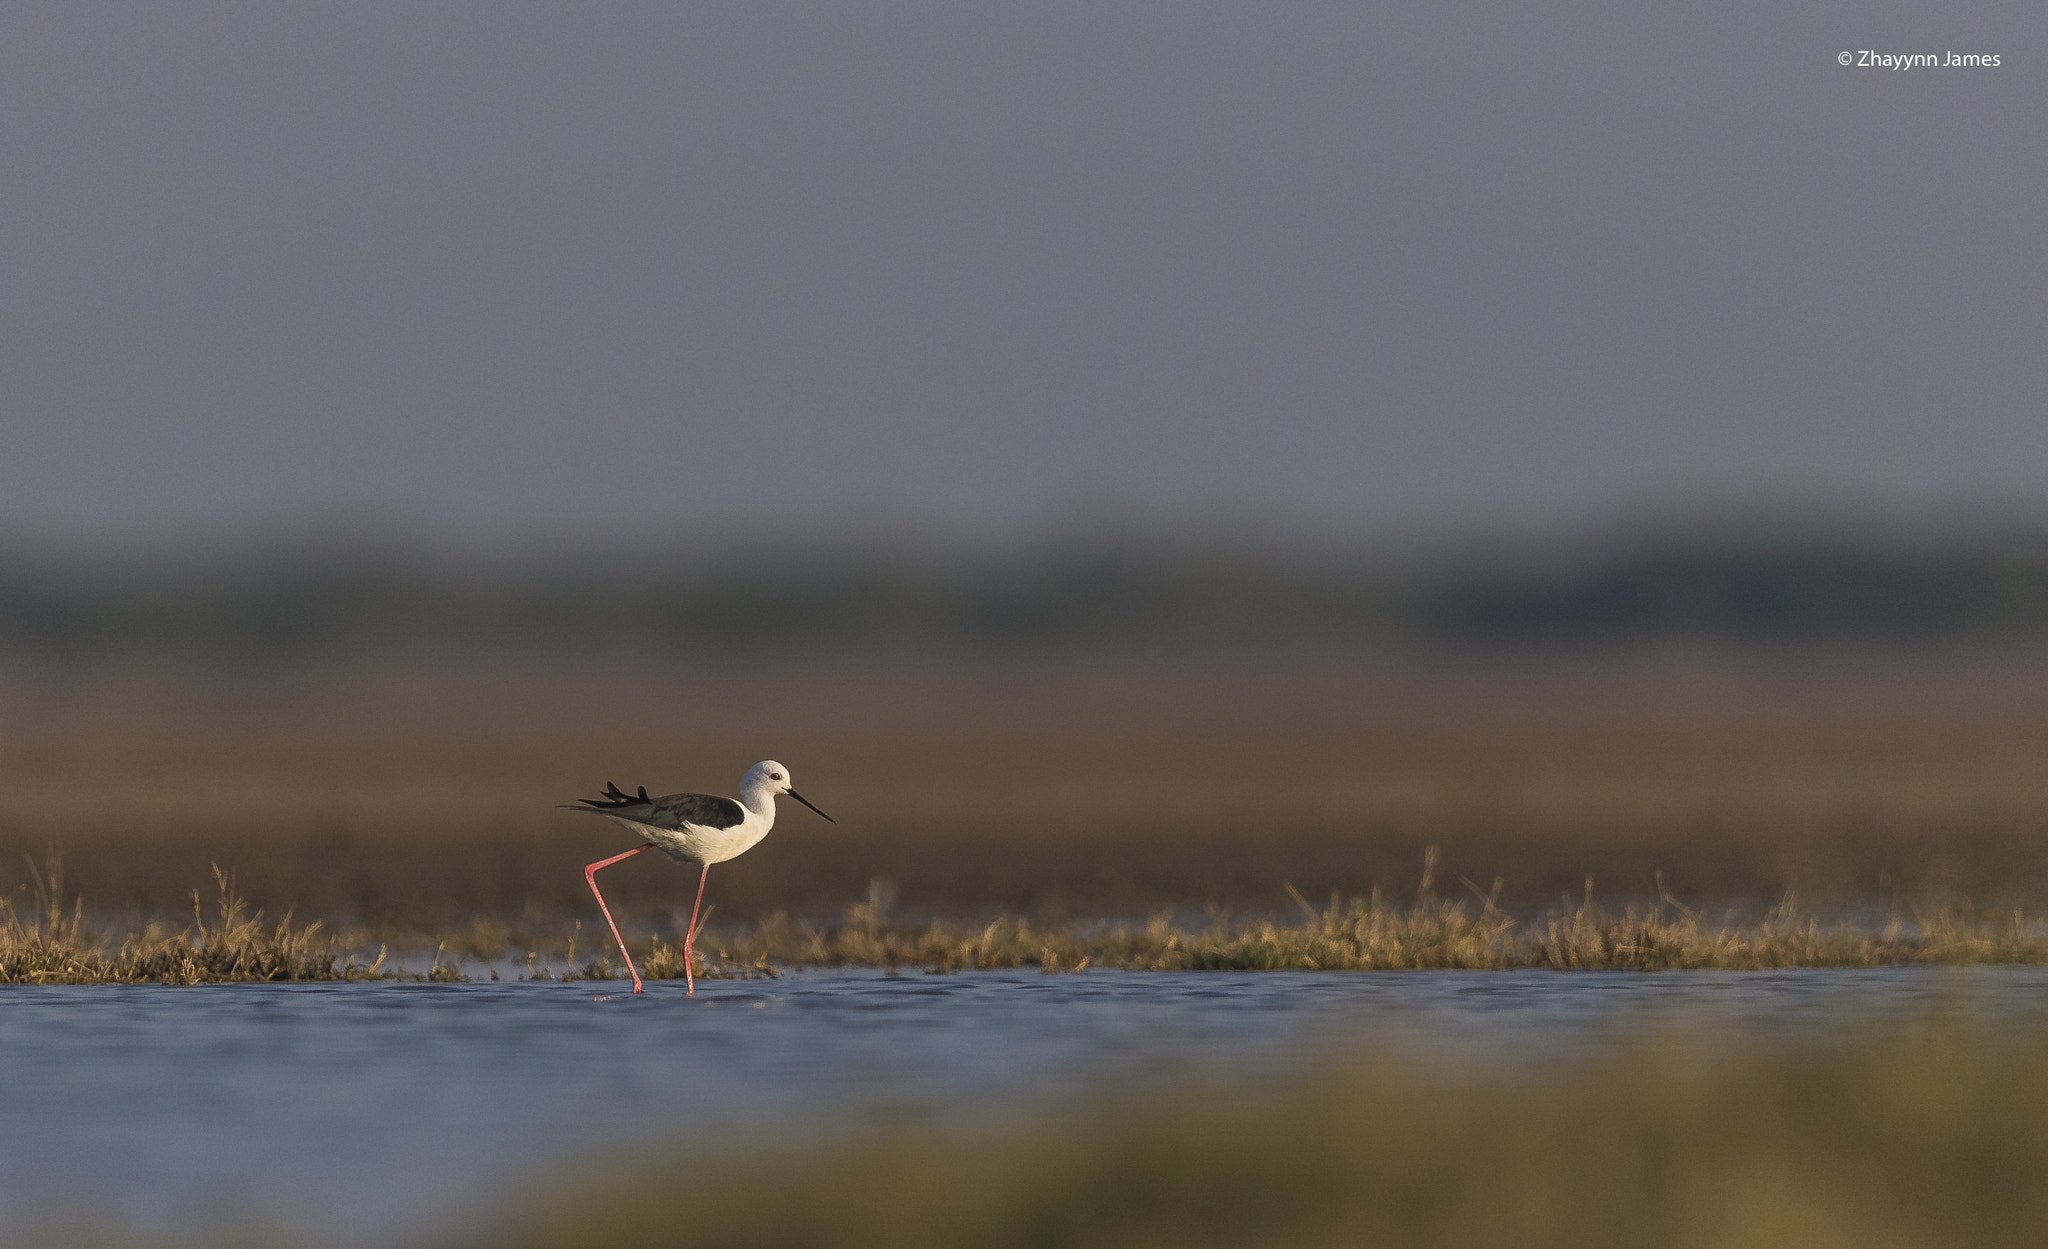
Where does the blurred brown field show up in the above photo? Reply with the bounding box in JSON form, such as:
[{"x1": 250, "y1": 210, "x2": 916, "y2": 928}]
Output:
[{"x1": 4, "y1": 643, "x2": 2048, "y2": 930}]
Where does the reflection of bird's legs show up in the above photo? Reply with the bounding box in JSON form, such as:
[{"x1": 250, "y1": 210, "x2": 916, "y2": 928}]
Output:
[
  {"x1": 682, "y1": 862, "x2": 712, "y2": 996},
  {"x1": 583, "y1": 844, "x2": 653, "y2": 994}
]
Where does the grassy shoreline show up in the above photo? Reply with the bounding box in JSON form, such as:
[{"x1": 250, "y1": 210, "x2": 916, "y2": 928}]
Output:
[{"x1": 11, "y1": 856, "x2": 2048, "y2": 985}]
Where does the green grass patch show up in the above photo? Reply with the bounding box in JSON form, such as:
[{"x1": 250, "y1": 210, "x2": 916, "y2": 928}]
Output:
[{"x1": 460, "y1": 1027, "x2": 2048, "y2": 1249}]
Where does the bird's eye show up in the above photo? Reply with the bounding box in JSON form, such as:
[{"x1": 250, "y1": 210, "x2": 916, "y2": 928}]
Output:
[{"x1": 770, "y1": 772, "x2": 783, "y2": 781}]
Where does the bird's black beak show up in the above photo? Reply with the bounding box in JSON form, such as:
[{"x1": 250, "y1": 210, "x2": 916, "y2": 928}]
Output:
[{"x1": 788, "y1": 789, "x2": 835, "y2": 823}]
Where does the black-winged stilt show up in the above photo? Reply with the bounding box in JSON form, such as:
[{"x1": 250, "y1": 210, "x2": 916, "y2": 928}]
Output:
[{"x1": 569, "y1": 760, "x2": 834, "y2": 996}]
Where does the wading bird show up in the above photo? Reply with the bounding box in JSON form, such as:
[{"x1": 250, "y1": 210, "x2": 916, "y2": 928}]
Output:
[{"x1": 571, "y1": 760, "x2": 833, "y2": 996}]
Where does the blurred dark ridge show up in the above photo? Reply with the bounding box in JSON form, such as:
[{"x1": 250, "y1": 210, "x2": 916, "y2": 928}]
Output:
[
  {"x1": 6, "y1": 524, "x2": 2048, "y2": 655},
  {"x1": 1426, "y1": 530, "x2": 2048, "y2": 643}
]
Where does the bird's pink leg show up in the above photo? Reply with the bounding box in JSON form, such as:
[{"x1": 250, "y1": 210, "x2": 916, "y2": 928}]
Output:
[
  {"x1": 681, "y1": 862, "x2": 712, "y2": 997},
  {"x1": 584, "y1": 844, "x2": 652, "y2": 994}
]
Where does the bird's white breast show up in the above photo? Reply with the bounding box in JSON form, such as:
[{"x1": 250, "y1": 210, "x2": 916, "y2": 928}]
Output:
[{"x1": 615, "y1": 810, "x2": 771, "y2": 865}]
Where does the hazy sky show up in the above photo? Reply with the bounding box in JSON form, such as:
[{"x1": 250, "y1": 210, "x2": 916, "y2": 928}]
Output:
[{"x1": 0, "y1": 2, "x2": 2040, "y2": 549}]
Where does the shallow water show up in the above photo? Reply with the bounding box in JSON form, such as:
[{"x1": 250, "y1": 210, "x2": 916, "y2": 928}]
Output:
[{"x1": 6, "y1": 966, "x2": 2048, "y2": 1245}]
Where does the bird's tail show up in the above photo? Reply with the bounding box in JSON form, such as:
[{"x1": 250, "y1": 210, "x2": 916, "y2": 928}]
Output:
[{"x1": 570, "y1": 781, "x2": 652, "y2": 810}]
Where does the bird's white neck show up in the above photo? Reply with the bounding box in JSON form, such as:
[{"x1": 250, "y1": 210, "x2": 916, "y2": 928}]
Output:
[{"x1": 739, "y1": 780, "x2": 778, "y2": 820}]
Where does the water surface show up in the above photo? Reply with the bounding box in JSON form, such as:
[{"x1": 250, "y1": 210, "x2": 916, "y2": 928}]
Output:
[{"x1": 5, "y1": 967, "x2": 2047, "y2": 1245}]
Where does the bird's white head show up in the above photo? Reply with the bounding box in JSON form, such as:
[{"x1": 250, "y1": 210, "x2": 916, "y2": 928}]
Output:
[
  {"x1": 745, "y1": 760, "x2": 794, "y2": 793},
  {"x1": 743, "y1": 760, "x2": 835, "y2": 823}
]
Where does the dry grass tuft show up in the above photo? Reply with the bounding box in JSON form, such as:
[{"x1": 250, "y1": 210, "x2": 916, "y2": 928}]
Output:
[{"x1": 0, "y1": 853, "x2": 448, "y2": 985}]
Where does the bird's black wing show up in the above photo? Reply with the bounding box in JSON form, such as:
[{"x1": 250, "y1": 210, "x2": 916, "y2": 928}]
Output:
[
  {"x1": 640, "y1": 792, "x2": 747, "y2": 830},
  {"x1": 577, "y1": 787, "x2": 747, "y2": 832},
  {"x1": 573, "y1": 784, "x2": 746, "y2": 831}
]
